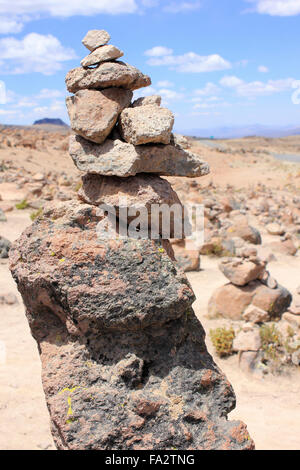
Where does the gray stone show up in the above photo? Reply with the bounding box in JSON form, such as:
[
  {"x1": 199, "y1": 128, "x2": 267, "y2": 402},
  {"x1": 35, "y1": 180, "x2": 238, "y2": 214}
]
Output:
[
  {"x1": 69, "y1": 135, "x2": 210, "y2": 178},
  {"x1": 81, "y1": 45, "x2": 123, "y2": 67},
  {"x1": 82, "y1": 30, "x2": 110, "y2": 51},
  {"x1": 66, "y1": 62, "x2": 151, "y2": 93},
  {"x1": 119, "y1": 105, "x2": 174, "y2": 145}
]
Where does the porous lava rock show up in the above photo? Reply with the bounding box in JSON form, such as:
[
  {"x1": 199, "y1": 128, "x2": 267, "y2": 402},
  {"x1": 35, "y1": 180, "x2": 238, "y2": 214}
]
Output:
[{"x1": 10, "y1": 201, "x2": 254, "y2": 450}]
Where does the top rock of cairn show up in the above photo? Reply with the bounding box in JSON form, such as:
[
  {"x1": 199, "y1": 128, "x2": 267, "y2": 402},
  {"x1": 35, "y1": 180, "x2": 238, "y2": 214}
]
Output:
[
  {"x1": 66, "y1": 29, "x2": 209, "y2": 178},
  {"x1": 82, "y1": 29, "x2": 111, "y2": 51}
]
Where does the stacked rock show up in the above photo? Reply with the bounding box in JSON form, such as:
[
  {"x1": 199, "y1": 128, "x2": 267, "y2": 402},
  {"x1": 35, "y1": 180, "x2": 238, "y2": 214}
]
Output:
[
  {"x1": 208, "y1": 251, "x2": 292, "y2": 323},
  {"x1": 9, "y1": 30, "x2": 254, "y2": 450}
]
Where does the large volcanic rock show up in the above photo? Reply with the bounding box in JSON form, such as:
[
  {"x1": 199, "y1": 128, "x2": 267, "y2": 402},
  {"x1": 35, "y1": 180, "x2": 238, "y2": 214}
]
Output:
[{"x1": 10, "y1": 201, "x2": 254, "y2": 450}]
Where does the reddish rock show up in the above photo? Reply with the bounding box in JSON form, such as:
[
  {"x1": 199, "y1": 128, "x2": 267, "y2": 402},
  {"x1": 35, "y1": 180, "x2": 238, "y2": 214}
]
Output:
[
  {"x1": 219, "y1": 257, "x2": 266, "y2": 286},
  {"x1": 10, "y1": 200, "x2": 254, "y2": 450},
  {"x1": 66, "y1": 88, "x2": 132, "y2": 144},
  {"x1": 78, "y1": 173, "x2": 188, "y2": 238}
]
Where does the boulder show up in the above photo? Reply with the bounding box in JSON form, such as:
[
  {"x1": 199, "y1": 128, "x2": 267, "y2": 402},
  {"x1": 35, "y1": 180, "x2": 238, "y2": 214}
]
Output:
[
  {"x1": 119, "y1": 105, "x2": 174, "y2": 145},
  {"x1": 65, "y1": 62, "x2": 151, "y2": 93},
  {"x1": 226, "y1": 223, "x2": 261, "y2": 245},
  {"x1": 69, "y1": 135, "x2": 210, "y2": 178},
  {"x1": 208, "y1": 280, "x2": 291, "y2": 320},
  {"x1": 173, "y1": 244, "x2": 200, "y2": 272},
  {"x1": 9, "y1": 200, "x2": 254, "y2": 450},
  {"x1": 66, "y1": 88, "x2": 132, "y2": 144},
  {"x1": 269, "y1": 239, "x2": 298, "y2": 256},
  {"x1": 81, "y1": 45, "x2": 124, "y2": 67},
  {"x1": 78, "y1": 173, "x2": 187, "y2": 238},
  {"x1": 208, "y1": 283, "x2": 254, "y2": 320},
  {"x1": 82, "y1": 30, "x2": 110, "y2": 51},
  {"x1": 252, "y1": 283, "x2": 292, "y2": 317},
  {"x1": 266, "y1": 223, "x2": 285, "y2": 236},
  {"x1": 219, "y1": 257, "x2": 266, "y2": 286},
  {"x1": 132, "y1": 95, "x2": 161, "y2": 107}
]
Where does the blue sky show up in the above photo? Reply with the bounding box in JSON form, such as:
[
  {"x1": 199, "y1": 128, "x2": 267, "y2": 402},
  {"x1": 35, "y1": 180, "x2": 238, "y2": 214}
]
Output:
[{"x1": 0, "y1": 0, "x2": 299, "y2": 132}]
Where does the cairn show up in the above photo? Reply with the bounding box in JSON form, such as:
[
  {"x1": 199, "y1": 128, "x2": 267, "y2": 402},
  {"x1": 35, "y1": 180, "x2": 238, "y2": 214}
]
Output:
[
  {"x1": 208, "y1": 250, "x2": 292, "y2": 322},
  {"x1": 10, "y1": 30, "x2": 254, "y2": 450}
]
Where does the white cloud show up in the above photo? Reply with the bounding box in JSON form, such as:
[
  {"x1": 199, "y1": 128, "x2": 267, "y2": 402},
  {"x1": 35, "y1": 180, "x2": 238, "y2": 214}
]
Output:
[
  {"x1": 158, "y1": 88, "x2": 184, "y2": 100},
  {"x1": 145, "y1": 46, "x2": 174, "y2": 57},
  {"x1": 258, "y1": 65, "x2": 269, "y2": 73},
  {"x1": 220, "y1": 74, "x2": 295, "y2": 97},
  {"x1": 193, "y1": 102, "x2": 231, "y2": 109},
  {"x1": 194, "y1": 82, "x2": 220, "y2": 96},
  {"x1": 0, "y1": 1, "x2": 138, "y2": 18},
  {"x1": 247, "y1": 0, "x2": 300, "y2": 16},
  {"x1": 133, "y1": 84, "x2": 184, "y2": 106},
  {"x1": 0, "y1": 17, "x2": 24, "y2": 34},
  {"x1": 146, "y1": 48, "x2": 231, "y2": 73},
  {"x1": 156, "y1": 80, "x2": 174, "y2": 87},
  {"x1": 36, "y1": 88, "x2": 65, "y2": 99},
  {"x1": 0, "y1": 33, "x2": 76, "y2": 74},
  {"x1": 163, "y1": 2, "x2": 202, "y2": 13},
  {"x1": 220, "y1": 75, "x2": 244, "y2": 87}
]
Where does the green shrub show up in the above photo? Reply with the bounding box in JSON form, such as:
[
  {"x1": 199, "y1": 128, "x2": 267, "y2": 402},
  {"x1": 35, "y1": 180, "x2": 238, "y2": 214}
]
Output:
[{"x1": 210, "y1": 327, "x2": 235, "y2": 357}]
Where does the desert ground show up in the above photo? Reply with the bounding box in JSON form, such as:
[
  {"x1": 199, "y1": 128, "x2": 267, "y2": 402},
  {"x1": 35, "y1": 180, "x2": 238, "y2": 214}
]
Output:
[{"x1": 0, "y1": 125, "x2": 299, "y2": 450}]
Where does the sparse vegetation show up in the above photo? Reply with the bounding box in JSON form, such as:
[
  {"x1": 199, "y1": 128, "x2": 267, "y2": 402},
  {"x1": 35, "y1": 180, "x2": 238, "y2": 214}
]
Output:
[
  {"x1": 15, "y1": 199, "x2": 29, "y2": 210},
  {"x1": 210, "y1": 327, "x2": 235, "y2": 357},
  {"x1": 30, "y1": 207, "x2": 43, "y2": 221}
]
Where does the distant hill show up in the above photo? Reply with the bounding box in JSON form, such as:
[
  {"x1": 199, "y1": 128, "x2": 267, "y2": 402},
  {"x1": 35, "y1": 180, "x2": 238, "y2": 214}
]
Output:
[
  {"x1": 179, "y1": 124, "x2": 300, "y2": 139},
  {"x1": 33, "y1": 118, "x2": 68, "y2": 127}
]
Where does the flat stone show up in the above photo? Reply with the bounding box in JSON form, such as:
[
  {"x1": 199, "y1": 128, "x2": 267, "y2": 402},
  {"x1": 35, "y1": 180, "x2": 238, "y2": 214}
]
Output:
[
  {"x1": 66, "y1": 61, "x2": 151, "y2": 93},
  {"x1": 81, "y1": 45, "x2": 123, "y2": 67},
  {"x1": 69, "y1": 135, "x2": 210, "y2": 178},
  {"x1": 219, "y1": 257, "x2": 266, "y2": 286},
  {"x1": 78, "y1": 173, "x2": 186, "y2": 238},
  {"x1": 119, "y1": 105, "x2": 174, "y2": 145},
  {"x1": 82, "y1": 30, "x2": 110, "y2": 51},
  {"x1": 66, "y1": 88, "x2": 132, "y2": 144},
  {"x1": 132, "y1": 95, "x2": 161, "y2": 107}
]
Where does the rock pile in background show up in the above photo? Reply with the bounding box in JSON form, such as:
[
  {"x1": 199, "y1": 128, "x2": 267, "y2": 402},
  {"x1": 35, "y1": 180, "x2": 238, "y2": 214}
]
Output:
[
  {"x1": 9, "y1": 30, "x2": 254, "y2": 450},
  {"x1": 208, "y1": 252, "x2": 292, "y2": 322}
]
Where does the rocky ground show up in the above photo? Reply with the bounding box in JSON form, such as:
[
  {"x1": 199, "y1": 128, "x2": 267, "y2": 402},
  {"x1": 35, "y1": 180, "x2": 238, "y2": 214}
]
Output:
[{"x1": 0, "y1": 125, "x2": 299, "y2": 450}]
